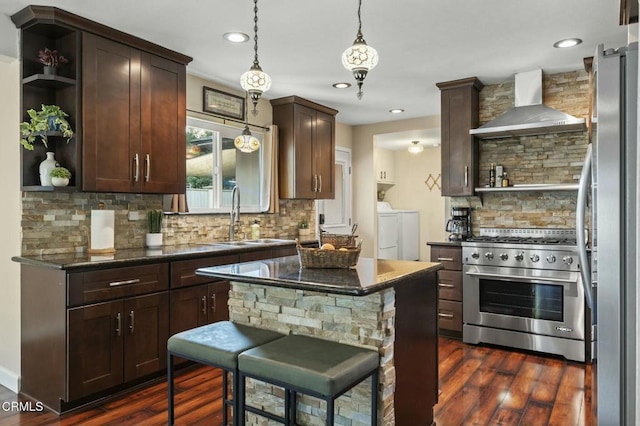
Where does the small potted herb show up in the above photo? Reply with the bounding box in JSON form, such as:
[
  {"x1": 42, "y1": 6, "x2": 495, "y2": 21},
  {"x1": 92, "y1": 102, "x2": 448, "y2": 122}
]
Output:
[
  {"x1": 38, "y1": 47, "x2": 68, "y2": 75},
  {"x1": 146, "y1": 209, "x2": 164, "y2": 248},
  {"x1": 298, "y1": 219, "x2": 310, "y2": 237},
  {"x1": 20, "y1": 104, "x2": 74, "y2": 150},
  {"x1": 50, "y1": 166, "x2": 71, "y2": 187}
]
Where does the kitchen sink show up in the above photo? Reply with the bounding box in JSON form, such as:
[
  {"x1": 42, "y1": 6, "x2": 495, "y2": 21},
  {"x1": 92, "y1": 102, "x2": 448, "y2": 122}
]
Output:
[
  {"x1": 244, "y1": 238, "x2": 293, "y2": 244},
  {"x1": 199, "y1": 238, "x2": 294, "y2": 247}
]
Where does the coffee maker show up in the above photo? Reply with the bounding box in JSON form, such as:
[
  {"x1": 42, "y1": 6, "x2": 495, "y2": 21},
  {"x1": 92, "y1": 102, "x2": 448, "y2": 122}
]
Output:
[{"x1": 446, "y1": 207, "x2": 471, "y2": 241}]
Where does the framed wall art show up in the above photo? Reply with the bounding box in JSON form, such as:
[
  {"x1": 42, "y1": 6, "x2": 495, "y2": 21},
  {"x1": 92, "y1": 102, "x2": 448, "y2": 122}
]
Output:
[{"x1": 202, "y1": 86, "x2": 245, "y2": 121}]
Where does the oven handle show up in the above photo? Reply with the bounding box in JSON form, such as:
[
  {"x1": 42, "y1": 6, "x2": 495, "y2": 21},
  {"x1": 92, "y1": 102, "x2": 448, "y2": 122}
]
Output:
[{"x1": 464, "y1": 271, "x2": 576, "y2": 284}]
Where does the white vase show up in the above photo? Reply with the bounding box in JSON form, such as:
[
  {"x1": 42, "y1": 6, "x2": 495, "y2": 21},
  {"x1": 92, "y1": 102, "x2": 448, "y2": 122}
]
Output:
[
  {"x1": 146, "y1": 233, "x2": 163, "y2": 248},
  {"x1": 39, "y1": 152, "x2": 58, "y2": 186},
  {"x1": 51, "y1": 176, "x2": 69, "y2": 187}
]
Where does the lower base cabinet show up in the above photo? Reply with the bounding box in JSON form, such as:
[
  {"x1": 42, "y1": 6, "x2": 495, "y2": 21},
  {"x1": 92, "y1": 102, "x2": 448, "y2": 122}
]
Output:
[
  {"x1": 68, "y1": 292, "x2": 169, "y2": 400},
  {"x1": 428, "y1": 243, "x2": 463, "y2": 338}
]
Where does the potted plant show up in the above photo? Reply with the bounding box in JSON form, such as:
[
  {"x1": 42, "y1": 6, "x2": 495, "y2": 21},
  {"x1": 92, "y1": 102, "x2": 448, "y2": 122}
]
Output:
[
  {"x1": 298, "y1": 219, "x2": 310, "y2": 237},
  {"x1": 20, "y1": 104, "x2": 74, "y2": 151},
  {"x1": 38, "y1": 47, "x2": 68, "y2": 75},
  {"x1": 50, "y1": 166, "x2": 71, "y2": 187},
  {"x1": 146, "y1": 209, "x2": 164, "y2": 248}
]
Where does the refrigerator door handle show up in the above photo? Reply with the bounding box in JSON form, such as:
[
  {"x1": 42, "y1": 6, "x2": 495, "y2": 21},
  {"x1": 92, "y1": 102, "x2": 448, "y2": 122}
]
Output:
[{"x1": 576, "y1": 143, "x2": 594, "y2": 309}]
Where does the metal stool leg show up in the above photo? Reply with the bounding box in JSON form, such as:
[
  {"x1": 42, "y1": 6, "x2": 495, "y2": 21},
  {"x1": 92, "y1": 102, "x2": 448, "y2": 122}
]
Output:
[
  {"x1": 237, "y1": 372, "x2": 246, "y2": 426},
  {"x1": 326, "y1": 397, "x2": 334, "y2": 426},
  {"x1": 288, "y1": 390, "x2": 297, "y2": 425},
  {"x1": 168, "y1": 354, "x2": 175, "y2": 425},
  {"x1": 221, "y1": 370, "x2": 228, "y2": 426},
  {"x1": 231, "y1": 369, "x2": 240, "y2": 426}
]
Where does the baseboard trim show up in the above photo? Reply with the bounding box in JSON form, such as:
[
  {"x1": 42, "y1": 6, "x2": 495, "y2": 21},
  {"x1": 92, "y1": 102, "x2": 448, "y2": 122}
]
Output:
[{"x1": 0, "y1": 365, "x2": 20, "y2": 393}]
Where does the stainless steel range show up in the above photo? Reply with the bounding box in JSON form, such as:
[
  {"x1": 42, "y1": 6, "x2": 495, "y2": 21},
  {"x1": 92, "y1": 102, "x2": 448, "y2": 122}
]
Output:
[{"x1": 462, "y1": 228, "x2": 590, "y2": 362}]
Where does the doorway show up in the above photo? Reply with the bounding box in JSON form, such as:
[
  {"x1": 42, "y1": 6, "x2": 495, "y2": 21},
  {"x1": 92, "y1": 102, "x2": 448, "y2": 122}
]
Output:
[{"x1": 317, "y1": 147, "x2": 352, "y2": 235}]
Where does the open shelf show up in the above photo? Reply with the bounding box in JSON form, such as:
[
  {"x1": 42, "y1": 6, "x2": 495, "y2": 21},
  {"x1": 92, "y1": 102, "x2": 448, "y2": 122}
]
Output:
[
  {"x1": 23, "y1": 74, "x2": 77, "y2": 88},
  {"x1": 21, "y1": 185, "x2": 78, "y2": 192},
  {"x1": 475, "y1": 183, "x2": 579, "y2": 193}
]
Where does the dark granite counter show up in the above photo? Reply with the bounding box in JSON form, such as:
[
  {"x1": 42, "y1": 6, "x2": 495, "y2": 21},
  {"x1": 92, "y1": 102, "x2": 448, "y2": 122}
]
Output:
[
  {"x1": 427, "y1": 240, "x2": 463, "y2": 247},
  {"x1": 196, "y1": 255, "x2": 442, "y2": 296}
]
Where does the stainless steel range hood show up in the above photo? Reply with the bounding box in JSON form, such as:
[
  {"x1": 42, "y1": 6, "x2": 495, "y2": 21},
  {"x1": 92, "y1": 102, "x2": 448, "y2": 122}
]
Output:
[{"x1": 469, "y1": 69, "x2": 586, "y2": 139}]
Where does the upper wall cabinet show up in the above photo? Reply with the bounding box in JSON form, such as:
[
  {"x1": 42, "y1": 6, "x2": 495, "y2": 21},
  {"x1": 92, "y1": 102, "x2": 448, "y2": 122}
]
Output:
[
  {"x1": 436, "y1": 77, "x2": 483, "y2": 197},
  {"x1": 12, "y1": 5, "x2": 191, "y2": 193},
  {"x1": 271, "y1": 96, "x2": 338, "y2": 199},
  {"x1": 375, "y1": 147, "x2": 395, "y2": 185}
]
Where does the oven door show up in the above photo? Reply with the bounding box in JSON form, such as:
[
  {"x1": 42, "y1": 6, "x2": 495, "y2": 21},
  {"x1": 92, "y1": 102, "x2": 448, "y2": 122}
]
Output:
[{"x1": 463, "y1": 265, "x2": 585, "y2": 341}]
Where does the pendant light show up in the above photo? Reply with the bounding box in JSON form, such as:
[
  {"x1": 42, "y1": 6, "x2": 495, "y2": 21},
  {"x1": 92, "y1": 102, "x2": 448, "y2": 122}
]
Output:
[
  {"x1": 408, "y1": 141, "x2": 424, "y2": 154},
  {"x1": 234, "y1": 92, "x2": 260, "y2": 152},
  {"x1": 240, "y1": 0, "x2": 271, "y2": 116},
  {"x1": 341, "y1": 0, "x2": 378, "y2": 100}
]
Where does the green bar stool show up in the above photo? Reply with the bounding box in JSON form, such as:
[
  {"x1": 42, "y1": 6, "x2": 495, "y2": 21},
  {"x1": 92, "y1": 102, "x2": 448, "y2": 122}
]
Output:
[
  {"x1": 238, "y1": 334, "x2": 379, "y2": 425},
  {"x1": 167, "y1": 321, "x2": 284, "y2": 426}
]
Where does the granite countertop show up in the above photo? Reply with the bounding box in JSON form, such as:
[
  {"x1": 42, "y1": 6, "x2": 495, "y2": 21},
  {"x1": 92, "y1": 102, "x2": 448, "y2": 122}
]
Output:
[
  {"x1": 427, "y1": 240, "x2": 463, "y2": 247},
  {"x1": 11, "y1": 238, "x2": 317, "y2": 270},
  {"x1": 196, "y1": 255, "x2": 443, "y2": 296}
]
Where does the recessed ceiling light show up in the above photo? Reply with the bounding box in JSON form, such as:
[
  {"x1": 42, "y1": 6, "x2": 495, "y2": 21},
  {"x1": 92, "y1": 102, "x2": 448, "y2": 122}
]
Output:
[
  {"x1": 223, "y1": 32, "x2": 249, "y2": 43},
  {"x1": 553, "y1": 38, "x2": 582, "y2": 48},
  {"x1": 333, "y1": 82, "x2": 351, "y2": 89},
  {"x1": 389, "y1": 109, "x2": 404, "y2": 114}
]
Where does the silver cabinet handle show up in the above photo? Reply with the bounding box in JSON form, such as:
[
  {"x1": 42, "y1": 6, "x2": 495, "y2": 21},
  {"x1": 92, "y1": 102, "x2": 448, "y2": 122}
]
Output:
[
  {"x1": 133, "y1": 154, "x2": 139, "y2": 182},
  {"x1": 313, "y1": 174, "x2": 317, "y2": 192},
  {"x1": 438, "y1": 312, "x2": 454, "y2": 319},
  {"x1": 211, "y1": 294, "x2": 216, "y2": 313},
  {"x1": 318, "y1": 174, "x2": 322, "y2": 193},
  {"x1": 437, "y1": 257, "x2": 454, "y2": 262},
  {"x1": 145, "y1": 154, "x2": 150, "y2": 182},
  {"x1": 464, "y1": 166, "x2": 468, "y2": 187},
  {"x1": 109, "y1": 278, "x2": 141, "y2": 287},
  {"x1": 129, "y1": 310, "x2": 135, "y2": 333},
  {"x1": 116, "y1": 312, "x2": 122, "y2": 336},
  {"x1": 438, "y1": 283, "x2": 455, "y2": 288},
  {"x1": 201, "y1": 296, "x2": 207, "y2": 315}
]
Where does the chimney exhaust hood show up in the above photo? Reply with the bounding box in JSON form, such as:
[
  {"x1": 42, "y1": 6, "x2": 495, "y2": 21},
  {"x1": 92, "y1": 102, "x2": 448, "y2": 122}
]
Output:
[{"x1": 469, "y1": 69, "x2": 586, "y2": 139}]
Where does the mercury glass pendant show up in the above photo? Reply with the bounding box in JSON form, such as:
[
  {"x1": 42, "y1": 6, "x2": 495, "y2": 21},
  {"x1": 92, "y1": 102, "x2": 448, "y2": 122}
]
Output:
[
  {"x1": 234, "y1": 124, "x2": 260, "y2": 153},
  {"x1": 341, "y1": 0, "x2": 378, "y2": 100}
]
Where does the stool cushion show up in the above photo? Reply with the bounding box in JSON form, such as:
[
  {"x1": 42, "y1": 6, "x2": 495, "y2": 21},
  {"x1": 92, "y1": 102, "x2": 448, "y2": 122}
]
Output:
[
  {"x1": 238, "y1": 334, "x2": 379, "y2": 396},
  {"x1": 168, "y1": 321, "x2": 284, "y2": 370}
]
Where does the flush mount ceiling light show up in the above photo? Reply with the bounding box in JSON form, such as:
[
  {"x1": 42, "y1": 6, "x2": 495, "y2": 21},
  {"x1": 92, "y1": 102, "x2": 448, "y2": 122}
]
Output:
[
  {"x1": 240, "y1": 0, "x2": 271, "y2": 116},
  {"x1": 223, "y1": 32, "x2": 249, "y2": 43},
  {"x1": 389, "y1": 108, "x2": 404, "y2": 114},
  {"x1": 341, "y1": 0, "x2": 378, "y2": 100},
  {"x1": 408, "y1": 140, "x2": 424, "y2": 154},
  {"x1": 553, "y1": 38, "x2": 582, "y2": 48},
  {"x1": 333, "y1": 82, "x2": 352, "y2": 89},
  {"x1": 234, "y1": 92, "x2": 260, "y2": 153}
]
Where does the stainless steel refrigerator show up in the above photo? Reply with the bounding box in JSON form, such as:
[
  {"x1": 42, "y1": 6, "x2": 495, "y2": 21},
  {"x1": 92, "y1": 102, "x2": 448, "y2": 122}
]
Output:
[{"x1": 577, "y1": 42, "x2": 638, "y2": 425}]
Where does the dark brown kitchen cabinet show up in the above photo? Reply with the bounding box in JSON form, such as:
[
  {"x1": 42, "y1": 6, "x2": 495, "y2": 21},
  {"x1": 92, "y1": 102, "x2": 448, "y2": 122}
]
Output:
[
  {"x1": 12, "y1": 5, "x2": 191, "y2": 194},
  {"x1": 436, "y1": 77, "x2": 483, "y2": 196},
  {"x1": 429, "y1": 243, "x2": 463, "y2": 337},
  {"x1": 82, "y1": 33, "x2": 186, "y2": 193},
  {"x1": 68, "y1": 291, "x2": 169, "y2": 400},
  {"x1": 170, "y1": 282, "x2": 230, "y2": 336},
  {"x1": 271, "y1": 96, "x2": 338, "y2": 199}
]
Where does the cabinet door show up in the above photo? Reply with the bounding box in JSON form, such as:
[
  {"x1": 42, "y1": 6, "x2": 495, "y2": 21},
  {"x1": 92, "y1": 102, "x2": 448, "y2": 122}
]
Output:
[
  {"x1": 68, "y1": 300, "x2": 124, "y2": 400},
  {"x1": 123, "y1": 292, "x2": 169, "y2": 382},
  {"x1": 293, "y1": 104, "x2": 316, "y2": 199},
  {"x1": 314, "y1": 110, "x2": 335, "y2": 199},
  {"x1": 82, "y1": 33, "x2": 141, "y2": 192},
  {"x1": 208, "y1": 281, "x2": 230, "y2": 323},
  {"x1": 140, "y1": 53, "x2": 186, "y2": 193},
  {"x1": 170, "y1": 285, "x2": 208, "y2": 336}
]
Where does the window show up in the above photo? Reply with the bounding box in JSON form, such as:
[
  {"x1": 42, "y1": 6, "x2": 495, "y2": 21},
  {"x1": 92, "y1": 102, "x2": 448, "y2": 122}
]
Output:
[{"x1": 185, "y1": 117, "x2": 268, "y2": 213}]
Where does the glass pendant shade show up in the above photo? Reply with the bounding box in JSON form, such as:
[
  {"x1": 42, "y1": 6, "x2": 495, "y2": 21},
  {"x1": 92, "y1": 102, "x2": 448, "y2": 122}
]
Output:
[
  {"x1": 408, "y1": 141, "x2": 424, "y2": 154},
  {"x1": 241, "y1": 0, "x2": 270, "y2": 116},
  {"x1": 234, "y1": 125, "x2": 260, "y2": 153},
  {"x1": 342, "y1": 0, "x2": 378, "y2": 99}
]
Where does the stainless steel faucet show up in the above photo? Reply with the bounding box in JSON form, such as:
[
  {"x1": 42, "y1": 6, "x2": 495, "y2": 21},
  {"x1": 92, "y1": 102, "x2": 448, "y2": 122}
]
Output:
[{"x1": 229, "y1": 186, "x2": 240, "y2": 240}]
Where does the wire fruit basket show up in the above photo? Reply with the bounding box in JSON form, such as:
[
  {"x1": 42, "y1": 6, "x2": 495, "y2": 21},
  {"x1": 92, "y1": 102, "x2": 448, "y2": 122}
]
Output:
[{"x1": 296, "y1": 239, "x2": 361, "y2": 269}]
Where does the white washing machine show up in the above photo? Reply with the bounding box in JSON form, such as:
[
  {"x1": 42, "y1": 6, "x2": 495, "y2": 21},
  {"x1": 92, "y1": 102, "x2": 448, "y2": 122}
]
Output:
[{"x1": 377, "y1": 202, "x2": 420, "y2": 260}]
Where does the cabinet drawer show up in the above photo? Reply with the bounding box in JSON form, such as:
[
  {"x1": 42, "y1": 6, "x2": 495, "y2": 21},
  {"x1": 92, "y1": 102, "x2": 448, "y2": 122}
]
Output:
[
  {"x1": 68, "y1": 263, "x2": 169, "y2": 307},
  {"x1": 437, "y1": 270, "x2": 463, "y2": 301},
  {"x1": 438, "y1": 300, "x2": 462, "y2": 332},
  {"x1": 430, "y1": 246, "x2": 462, "y2": 271},
  {"x1": 171, "y1": 255, "x2": 238, "y2": 288}
]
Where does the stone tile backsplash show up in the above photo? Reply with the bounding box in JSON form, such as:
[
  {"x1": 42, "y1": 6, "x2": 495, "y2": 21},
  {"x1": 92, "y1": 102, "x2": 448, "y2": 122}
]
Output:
[
  {"x1": 452, "y1": 70, "x2": 590, "y2": 234},
  {"x1": 20, "y1": 192, "x2": 315, "y2": 256}
]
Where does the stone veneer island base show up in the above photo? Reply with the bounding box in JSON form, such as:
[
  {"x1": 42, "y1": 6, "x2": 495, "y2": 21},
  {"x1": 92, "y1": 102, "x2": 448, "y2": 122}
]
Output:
[{"x1": 197, "y1": 256, "x2": 442, "y2": 426}]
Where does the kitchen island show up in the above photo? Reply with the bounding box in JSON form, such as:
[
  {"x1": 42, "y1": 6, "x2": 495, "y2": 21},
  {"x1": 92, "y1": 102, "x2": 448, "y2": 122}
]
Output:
[{"x1": 197, "y1": 255, "x2": 442, "y2": 426}]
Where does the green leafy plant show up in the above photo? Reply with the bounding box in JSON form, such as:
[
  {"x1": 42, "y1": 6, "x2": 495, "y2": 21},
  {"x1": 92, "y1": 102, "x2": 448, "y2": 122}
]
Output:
[
  {"x1": 50, "y1": 166, "x2": 71, "y2": 179},
  {"x1": 20, "y1": 104, "x2": 74, "y2": 150},
  {"x1": 299, "y1": 219, "x2": 309, "y2": 229},
  {"x1": 147, "y1": 209, "x2": 163, "y2": 234}
]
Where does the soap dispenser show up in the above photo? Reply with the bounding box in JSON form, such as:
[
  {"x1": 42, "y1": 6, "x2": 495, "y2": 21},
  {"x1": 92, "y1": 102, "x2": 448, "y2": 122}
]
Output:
[{"x1": 251, "y1": 219, "x2": 260, "y2": 240}]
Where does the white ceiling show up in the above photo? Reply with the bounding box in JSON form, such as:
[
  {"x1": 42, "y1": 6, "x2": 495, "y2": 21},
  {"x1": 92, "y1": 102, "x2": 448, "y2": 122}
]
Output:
[{"x1": 0, "y1": 0, "x2": 629, "y2": 134}]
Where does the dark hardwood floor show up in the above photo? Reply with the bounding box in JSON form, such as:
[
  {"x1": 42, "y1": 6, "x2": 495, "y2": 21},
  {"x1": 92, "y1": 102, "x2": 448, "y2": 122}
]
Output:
[{"x1": 0, "y1": 337, "x2": 591, "y2": 425}]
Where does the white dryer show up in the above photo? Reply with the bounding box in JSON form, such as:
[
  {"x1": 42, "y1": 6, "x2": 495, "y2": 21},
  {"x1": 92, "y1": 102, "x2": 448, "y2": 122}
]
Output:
[{"x1": 377, "y1": 202, "x2": 420, "y2": 260}]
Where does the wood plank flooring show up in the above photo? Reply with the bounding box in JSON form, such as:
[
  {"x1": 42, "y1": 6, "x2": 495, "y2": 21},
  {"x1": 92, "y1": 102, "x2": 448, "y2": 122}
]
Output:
[{"x1": 0, "y1": 337, "x2": 591, "y2": 425}]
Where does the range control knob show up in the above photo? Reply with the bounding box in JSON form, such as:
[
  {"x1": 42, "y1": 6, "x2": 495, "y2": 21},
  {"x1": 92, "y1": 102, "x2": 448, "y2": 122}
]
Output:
[
  {"x1": 515, "y1": 252, "x2": 524, "y2": 262},
  {"x1": 547, "y1": 255, "x2": 557, "y2": 263},
  {"x1": 499, "y1": 253, "x2": 509, "y2": 261},
  {"x1": 563, "y1": 256, "x2": 573, "y2": 265},
  {"x1": 485, "y1": 252, "x2": 494, "y2": 260},
  {"x1": 471, "y1": 252, "x2": 480, "y2": 259},
  {"x1": 530, "y1": 254, "x2": 540, "y2": 263}
]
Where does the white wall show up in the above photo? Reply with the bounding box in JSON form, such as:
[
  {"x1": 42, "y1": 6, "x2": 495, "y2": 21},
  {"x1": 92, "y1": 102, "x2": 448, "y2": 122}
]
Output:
[{"x1": 0, "y1": 56, "x2": 21, "y2": 392}]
